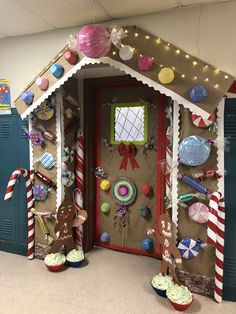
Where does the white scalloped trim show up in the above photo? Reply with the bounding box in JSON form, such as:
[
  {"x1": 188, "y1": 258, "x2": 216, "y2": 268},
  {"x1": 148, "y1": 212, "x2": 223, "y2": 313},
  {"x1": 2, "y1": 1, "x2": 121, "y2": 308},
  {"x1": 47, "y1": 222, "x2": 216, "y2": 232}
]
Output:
[
  {"x1": 216, "y1": 99, "x2": 225, "y2": 195},
  {"x1": 21, "y1": 56, "x2": 212, "y2": 120},
  {"x1": 171, "y1": 101, "x2": 180, "y2": 241}
]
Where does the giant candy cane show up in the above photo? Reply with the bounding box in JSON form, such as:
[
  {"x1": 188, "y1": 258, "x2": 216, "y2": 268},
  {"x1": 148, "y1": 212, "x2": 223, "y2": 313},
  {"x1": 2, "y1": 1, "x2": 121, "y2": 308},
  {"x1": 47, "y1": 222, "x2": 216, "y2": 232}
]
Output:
[
  {"x1": 207, "y1": 192, "x2": 225, "y2": 303},
  {"x1": 4, "y1": 168, "x2": 34, "y2": 259},
  {"x1": 75, "y1": 129, "x2": 84, "y2": 249},
  {"x1": 165, "y1": 126, "x2": 172, "y2": 200}
]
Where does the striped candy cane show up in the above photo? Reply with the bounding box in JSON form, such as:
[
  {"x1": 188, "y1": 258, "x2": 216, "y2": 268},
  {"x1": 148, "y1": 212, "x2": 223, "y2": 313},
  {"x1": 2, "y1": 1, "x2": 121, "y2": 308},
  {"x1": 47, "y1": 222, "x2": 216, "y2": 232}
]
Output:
[
  {"x1": 207, "y1": 192, "x2": 225, "y2": 303},
  {"x1": 4, "y1": 168, "x2": 34, "y2": 259},
  {"x1": 75, "y1": 129, "x2": 85, "y2": 249},
  {"x1": 166, "y1": 126, "x2": 172, "y2": 200}
]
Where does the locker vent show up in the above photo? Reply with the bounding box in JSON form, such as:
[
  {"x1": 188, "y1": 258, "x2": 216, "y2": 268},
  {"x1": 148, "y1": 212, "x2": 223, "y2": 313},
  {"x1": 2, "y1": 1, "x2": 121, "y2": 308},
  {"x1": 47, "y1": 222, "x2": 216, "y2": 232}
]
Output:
[
  {"x1": 0, "y1": 123, "x2": 12, "y2": 138},
  {"x1": 225, "y1": 108, "x2": 236, "y2": 139},
  {"x1": 0, "y1": 219, "x2": 13, "y2": 236}
]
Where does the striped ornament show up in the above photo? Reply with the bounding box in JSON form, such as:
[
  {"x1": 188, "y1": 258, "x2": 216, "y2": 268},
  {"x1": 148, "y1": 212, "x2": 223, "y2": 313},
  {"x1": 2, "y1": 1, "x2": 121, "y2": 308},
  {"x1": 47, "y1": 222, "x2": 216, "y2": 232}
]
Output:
[
  {"x1": 4, "y1": 168, "x2": 34, "y2": 259},
  {"x1": 75, "y1": 129, "x2": 85, "y2": 249},
  {"x1": 40, "y1": 152, "x2": 55, "y2": 169},
  {"x1": 166, "y1": 126, "x2": 172, "y2": 199},
  {"x1": 207, "y1": 192, "x2": 225, "y2": 303}
]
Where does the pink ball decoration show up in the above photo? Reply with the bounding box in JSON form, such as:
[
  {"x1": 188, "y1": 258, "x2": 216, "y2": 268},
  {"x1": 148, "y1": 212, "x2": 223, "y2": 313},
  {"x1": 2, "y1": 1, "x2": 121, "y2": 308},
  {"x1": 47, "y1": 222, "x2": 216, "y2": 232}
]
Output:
[
  {"x1": 64, "y1": 49, "x2": 79, "y2": 65},
  {"x1": 188, "y1": 202, "x2": 209, "y2": 224},
  {"x1": 76, "y1": 24, "x2": 111, "y2": 58},
  {"x1": 35, "y1": 77, "x2": 49, "y2": 90},
  {"x1": 137, "y1": 55, "x2": 153, "y2": 71}
]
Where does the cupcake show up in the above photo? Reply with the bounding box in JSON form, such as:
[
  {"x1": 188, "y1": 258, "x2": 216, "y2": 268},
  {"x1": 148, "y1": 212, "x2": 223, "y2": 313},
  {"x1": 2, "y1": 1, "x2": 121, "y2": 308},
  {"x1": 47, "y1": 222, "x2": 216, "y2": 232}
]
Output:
[
  {"x1": 44, "y1": 253, "x2": 66, "y2": 272},
  {"x1": 151, "y1": 274, "x2": 173, "y2": 297},
  {"x1": 166, "y1": 284, "x2": 193, "y2": 311},
  {"x1": 66, "y1": 249, "x2": 84, "y2": 267}
]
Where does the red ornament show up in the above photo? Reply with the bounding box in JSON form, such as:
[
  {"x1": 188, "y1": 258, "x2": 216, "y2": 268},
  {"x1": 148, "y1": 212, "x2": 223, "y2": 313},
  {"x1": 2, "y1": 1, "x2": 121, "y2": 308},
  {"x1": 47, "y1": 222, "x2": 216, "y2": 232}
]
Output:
[
  {"x1": 142, "y1": 184, "x2": 153, "y2": 196},
  {"x1": 64, "y1": 50, "x2": 79, "y2": 65}
]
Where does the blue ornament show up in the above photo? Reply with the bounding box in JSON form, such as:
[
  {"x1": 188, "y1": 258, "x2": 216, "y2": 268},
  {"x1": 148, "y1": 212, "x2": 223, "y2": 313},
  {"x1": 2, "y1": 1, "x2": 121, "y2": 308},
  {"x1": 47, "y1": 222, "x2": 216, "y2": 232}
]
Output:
[
  {"x1": 142, "y1": 239, "x2": 153, "y2": 251},
  {"x1": 178, "y1": 238, "x2": 204, "y2": 259},
  {"x1": 189, "y1": 85, "x2": 208, "y2": 103},
  {"x1": 20, "y1": 91, "x2": 34, "y2": 105},
  {"x1": 179, "y1": 135, "x2": 211, "y2": 166},
  {"x1": 100, "y1": 232, "x2": 110, "y2": 243},
  {"x1": 40, "y1": 152, "x2": 55, "y2": 169},
  {"x1": 50, "y1": 64, "x2": 64, "y2": 78}
]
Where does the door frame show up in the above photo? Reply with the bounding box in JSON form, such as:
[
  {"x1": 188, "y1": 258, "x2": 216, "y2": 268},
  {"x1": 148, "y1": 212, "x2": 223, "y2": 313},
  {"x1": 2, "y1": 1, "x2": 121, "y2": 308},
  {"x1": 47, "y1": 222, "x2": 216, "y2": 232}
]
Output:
[{"x1": 83, "y1": 76, "x2": 166, "y2": 258}]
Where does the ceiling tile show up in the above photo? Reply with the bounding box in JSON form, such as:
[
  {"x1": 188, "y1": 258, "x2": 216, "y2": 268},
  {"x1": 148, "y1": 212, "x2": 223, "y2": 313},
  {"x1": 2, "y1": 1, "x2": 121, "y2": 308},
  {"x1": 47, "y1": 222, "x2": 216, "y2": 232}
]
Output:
[
  {"x1": 16, "y1": 0, "x2": 110, "y2": 28},
  {"x1": 0, "y1": 0, "x2": 53, "y2": 36},
  {"x1": 98, "y1": 0, "x2": 177, "y2": 17}
]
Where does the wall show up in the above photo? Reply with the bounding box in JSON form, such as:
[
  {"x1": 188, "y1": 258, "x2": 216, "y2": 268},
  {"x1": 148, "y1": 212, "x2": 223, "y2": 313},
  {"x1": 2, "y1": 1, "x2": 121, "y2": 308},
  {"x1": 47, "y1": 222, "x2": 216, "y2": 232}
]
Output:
[{"x1": 0, "y1": 0, "x2": 236, "y2": 102}]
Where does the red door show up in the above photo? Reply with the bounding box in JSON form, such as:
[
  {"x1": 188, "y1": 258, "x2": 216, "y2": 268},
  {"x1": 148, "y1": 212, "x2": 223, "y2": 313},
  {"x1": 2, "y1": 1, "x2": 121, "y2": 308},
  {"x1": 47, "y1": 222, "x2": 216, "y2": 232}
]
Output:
[{"x1": 94, "y1": 78, "x2": 166, "y2": 257}]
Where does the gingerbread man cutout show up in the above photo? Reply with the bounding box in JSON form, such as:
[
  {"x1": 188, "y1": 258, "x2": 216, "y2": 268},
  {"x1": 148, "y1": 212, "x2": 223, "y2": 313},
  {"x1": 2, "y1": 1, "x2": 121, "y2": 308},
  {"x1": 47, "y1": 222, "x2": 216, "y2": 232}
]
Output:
[
  {"x1": 49, "y1": 200, "x2": 77, "y2": 254},
  {"x1": 147, "y1": 212, "x2": 182, "y2": 284}
]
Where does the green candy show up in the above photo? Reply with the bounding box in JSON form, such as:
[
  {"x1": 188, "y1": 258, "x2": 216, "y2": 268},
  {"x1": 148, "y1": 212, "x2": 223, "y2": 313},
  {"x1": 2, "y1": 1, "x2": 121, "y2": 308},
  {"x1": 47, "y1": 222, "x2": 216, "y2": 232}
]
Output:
[{"x1": 101, "y1": 202, "x2": 110, "y2": 214}]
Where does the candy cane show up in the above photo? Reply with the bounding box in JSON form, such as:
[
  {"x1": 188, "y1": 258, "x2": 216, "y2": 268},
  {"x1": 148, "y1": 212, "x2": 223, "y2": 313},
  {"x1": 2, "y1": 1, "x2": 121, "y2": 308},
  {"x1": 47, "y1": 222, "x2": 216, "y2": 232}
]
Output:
[
  {"x1": 4, "y1": 168, "x2": 34, "y2": 259},
  {"x1": 207, "y1": 192, "x2": 225, "y2": 303},
  {"x1": 75, "y1": 129, "x2": 84, "y2": 249},
  {"x1": 166, "y1": 126, "x2": 172, "y2": 200}
]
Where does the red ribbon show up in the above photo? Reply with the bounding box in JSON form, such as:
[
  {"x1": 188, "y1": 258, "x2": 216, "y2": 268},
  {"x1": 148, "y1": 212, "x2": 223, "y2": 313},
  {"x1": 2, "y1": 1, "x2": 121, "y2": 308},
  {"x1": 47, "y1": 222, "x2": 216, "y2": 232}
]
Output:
[{"x1": 118, "y1": 143, "x2": 139, "y2": 170}]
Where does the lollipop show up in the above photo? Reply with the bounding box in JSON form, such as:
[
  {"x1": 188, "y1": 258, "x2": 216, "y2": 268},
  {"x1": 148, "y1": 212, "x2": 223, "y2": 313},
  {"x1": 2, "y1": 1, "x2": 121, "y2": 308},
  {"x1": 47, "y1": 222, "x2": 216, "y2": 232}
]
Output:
[
  {"x1": 179, "y1": 136, "x2": 211, "y2": 166},
  {"x1": 178, "y1": 239, "x2": 205, "y2": 259},
  {"x1": 188, "y1": 202, "x2": 209, "y2": 224}
]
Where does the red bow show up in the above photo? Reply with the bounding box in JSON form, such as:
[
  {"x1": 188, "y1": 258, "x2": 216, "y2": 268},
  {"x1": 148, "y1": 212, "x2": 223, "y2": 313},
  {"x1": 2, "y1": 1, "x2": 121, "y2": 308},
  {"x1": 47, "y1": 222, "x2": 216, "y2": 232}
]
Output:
[{"x1": 118, "y1": 143, "x2": 139, "y2": 170}]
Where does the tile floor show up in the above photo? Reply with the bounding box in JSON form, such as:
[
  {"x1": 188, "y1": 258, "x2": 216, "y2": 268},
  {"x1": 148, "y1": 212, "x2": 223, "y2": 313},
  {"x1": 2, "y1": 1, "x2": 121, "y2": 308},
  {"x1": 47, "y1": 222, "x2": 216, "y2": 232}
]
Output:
[{"x1": 0, "y1": 248, "x2": 235, "y2": 314}]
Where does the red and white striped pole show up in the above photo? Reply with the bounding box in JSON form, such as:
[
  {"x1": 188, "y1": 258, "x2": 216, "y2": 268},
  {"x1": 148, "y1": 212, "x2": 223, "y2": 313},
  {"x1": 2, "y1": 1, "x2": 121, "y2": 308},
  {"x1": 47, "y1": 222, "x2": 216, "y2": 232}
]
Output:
[
  {"x1": 4, "y1": 168, "x2": 34, "y2": 259},
  {"x1": 75, "y1": 129, "x2": 84, "y2": 249},
  {"x1": 166, "y1": 126, "x2": 172, "y2": 200},
  {"x1": 207, "y1": 192, "x2": 225, "y2": 303}
]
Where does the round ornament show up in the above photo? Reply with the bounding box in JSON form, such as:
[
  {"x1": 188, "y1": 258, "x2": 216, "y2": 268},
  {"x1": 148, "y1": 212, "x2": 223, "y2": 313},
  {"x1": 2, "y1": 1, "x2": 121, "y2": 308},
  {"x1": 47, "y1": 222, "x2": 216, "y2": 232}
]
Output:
[
  {"x1": 142, "y1": 184, "x2": 153, "y2": 197},
  {"x1": 100, "y1": 179, "x2": 110, "y2": 191},
  {"x1": 33, "y1": 184, "x2": 49, "y2": 201},
  {"x1": 188, "y1": 202, "x2": 209, "y2": 224},
  {"x1": 137, "y1": 55, "x2": 153, "y2": 71},
  {"x1": 76, "y1": 24, "x2": 111, "y2": 58},
  {"x1": 140, "y1": 206, "x2": 151, "y2": 218},
  {"x1": 178, "y1": 238, "x2": 204, "y2": 259},
  {"x1": 100, "y1": 232, "x2": 110, "y2": 243},
  {"x1": 101, "y1": 202, "x2": 110, "y2": 214},
  {"x1": 20, "y1": 91, "x2": 34, "y2": 105},
  {"x1": 28, "y1": 130, "x2": 45, "y2": 147},
  {"x1": 142, "y1": 239, "x2": 154, "y2": 251},
  {"x1": 40, "y1": 152, "x2": 55, "y2": 169},
  {"x1": 119, "y1": 45, "x2": 134, "y2": 61},
  {"x1": 189, "y1": 84, "x2": 208, "y2": 103},
  {"x1": 35, "y1": 77, "x2": 49, "y2": 91},
  {"x1": 191, "y1": 112, "x2": 216, "y2": 128},
  {"x1": 112, "y1": 177, "x2": 137, "y2": 206},
  {"x1": 35, "y1": 104, "x2": 55, "y2": 121},
  {"x1": 62, "y1": 170, "x2": 75, "y2": 187},
  {"x1": 158, "y1": 67, "x2": 174, "y2": 84},
  {"x1": 179, "y1": 135, "x2": 211, "y2": 166}
]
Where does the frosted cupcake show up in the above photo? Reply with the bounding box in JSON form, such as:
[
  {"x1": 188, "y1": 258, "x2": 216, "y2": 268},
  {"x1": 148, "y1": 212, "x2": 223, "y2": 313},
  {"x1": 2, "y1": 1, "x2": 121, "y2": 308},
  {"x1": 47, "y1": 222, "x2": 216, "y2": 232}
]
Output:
[
  {"x1": 166, "y1": 284, "x2": 193, "y2": 311},
  {"x1": 44, "y1": 253, "x2": 66, "y2": 272},
  {"x1": 66, "y1": 249, "x2": 84, "y2": 267},
  {"x1": 151, "y1": 274, "x2": 173, "y2": 297}
]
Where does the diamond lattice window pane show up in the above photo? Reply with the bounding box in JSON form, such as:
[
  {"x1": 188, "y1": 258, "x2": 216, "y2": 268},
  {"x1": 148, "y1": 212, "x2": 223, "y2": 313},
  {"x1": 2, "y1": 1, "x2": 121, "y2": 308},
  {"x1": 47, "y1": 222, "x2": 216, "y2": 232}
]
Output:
[{"x1": 114, "y1": 106, "x2": 145, "y2": 142}]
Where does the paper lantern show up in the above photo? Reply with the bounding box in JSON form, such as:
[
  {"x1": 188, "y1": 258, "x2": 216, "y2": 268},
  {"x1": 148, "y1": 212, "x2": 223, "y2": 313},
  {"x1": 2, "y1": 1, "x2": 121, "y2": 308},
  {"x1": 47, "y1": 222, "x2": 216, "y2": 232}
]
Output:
[
  {"x1": 142, "y1": 184, "x2": 153, "y2": 197},
  {"x1": 158, "y1": 67, "x2": 174, "y2": 84},
  {"x1": 100, "y1": 179, "x2": 110, "y2": 191},
  {"x1": 142, "y1": 239, "x2": 153, "y2": 251},
  {"x1": 179, "y1": 135, "x2": 211, "y2": 166},
  {"x1": 76, "y1": 24, "x2": 111, "y2": 58},
  {"x1": 137, "y1": 55, "x2": 153, "y2": 71},
  {"x1": 36, "y1": 77, "x2": 49, "y2": 90},
  {"x1": 101, "y1": 202, "x2": 110, "y2": 214},
  {"x1": 20, "y1": 91, "x2": 34, "y2": 105},
  {"x1": 50, "y1": 64, "x2": 64, "y2": 78},
  {"x1": 189, "y1": 85, "x2": 208, "y2": 102},
  {"x1": 100, "y1": 232, "x2": 110, "y2": 243},
  {"x1": 64, "y1": 49, "x2": 79, "y2": 65},
  {"x1": 119, "y1": 45, "x2": 134, "y2": 61}
]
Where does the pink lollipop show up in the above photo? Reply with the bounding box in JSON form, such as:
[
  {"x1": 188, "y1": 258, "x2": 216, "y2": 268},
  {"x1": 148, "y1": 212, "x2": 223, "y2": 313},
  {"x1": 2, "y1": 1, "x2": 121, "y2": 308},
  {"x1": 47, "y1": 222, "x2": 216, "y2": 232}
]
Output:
[{"x1": 188, "y1": 202, "x2": 209, "y2": 224}]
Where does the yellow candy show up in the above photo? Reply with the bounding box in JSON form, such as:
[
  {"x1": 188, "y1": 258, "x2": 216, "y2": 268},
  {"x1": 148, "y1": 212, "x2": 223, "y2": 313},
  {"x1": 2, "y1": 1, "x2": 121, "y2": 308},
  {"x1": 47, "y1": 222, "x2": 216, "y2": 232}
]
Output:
[
  {"x1": 100, "y1": 179, "x2": 110, "y2": 191},
  {"x1": 158, "y1": 67, "x2": 175, "y2": 84}
]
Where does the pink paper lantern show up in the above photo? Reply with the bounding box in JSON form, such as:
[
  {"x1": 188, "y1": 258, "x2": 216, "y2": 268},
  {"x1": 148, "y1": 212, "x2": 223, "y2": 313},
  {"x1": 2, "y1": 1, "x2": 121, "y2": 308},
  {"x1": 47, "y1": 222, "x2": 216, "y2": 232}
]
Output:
[
  {"x1": 137, "y1": 55, "x2": 153, "y2": 71},
  {"x1": 76, "y1": 24, "x2": 111, "y2": 58}
]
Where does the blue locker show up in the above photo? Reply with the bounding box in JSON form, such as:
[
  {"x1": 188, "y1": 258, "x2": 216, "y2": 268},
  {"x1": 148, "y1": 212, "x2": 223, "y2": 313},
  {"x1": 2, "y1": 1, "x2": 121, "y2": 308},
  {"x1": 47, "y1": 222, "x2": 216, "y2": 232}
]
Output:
[{"x1": 0, "y1": 109, "x2": 29, "y2": 255}]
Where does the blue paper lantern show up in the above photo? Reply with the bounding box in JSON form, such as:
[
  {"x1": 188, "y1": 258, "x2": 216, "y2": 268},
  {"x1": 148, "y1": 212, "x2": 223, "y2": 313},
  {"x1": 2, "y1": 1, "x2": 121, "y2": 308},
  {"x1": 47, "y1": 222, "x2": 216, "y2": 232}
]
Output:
[
  {"x1": 142, "y1": 239, "x2": 153, "y2": 251},
  {"x1": 179, "y1": 135, "x2": 211, "y2": 166},
  {"x1": 20, "y1": 91, "x2": 34, "y2": 105},
  {"x1": 189, "y1": 84, "x2": 208, "y2": 103},
  {"x1": 50, "y1": 64, "x2": 64, "y2": 78}
]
